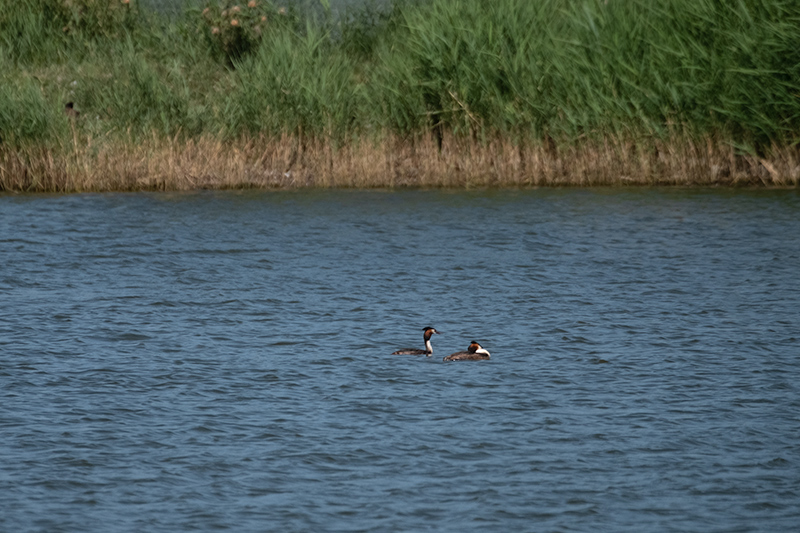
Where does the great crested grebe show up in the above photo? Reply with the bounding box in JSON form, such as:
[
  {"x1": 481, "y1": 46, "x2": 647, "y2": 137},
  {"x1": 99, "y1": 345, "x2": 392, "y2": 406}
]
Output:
[
  {"x1": 443, "y1": 341, "x2": 491, "y2": 361},
  {"x1": 391, "y1": 327, "x2": 440, "y2": 356}
]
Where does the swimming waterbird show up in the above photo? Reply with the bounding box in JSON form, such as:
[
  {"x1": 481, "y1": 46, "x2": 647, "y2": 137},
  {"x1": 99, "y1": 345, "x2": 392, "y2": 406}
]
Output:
[
  {"x1": 392, "y1": 327, "x2": 440, "y2": 356},
  {"x1": 443, "y1": 341, "x2": 491, "y2": 361}
]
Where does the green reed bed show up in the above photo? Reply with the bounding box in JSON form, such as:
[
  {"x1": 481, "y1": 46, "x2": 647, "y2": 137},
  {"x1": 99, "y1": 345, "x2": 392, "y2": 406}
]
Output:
[{"x1": 1, "y1": 0, "x2": 799, "y2": 190}]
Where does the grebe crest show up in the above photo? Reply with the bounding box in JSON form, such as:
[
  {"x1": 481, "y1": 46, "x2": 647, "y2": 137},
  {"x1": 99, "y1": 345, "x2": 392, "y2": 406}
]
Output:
[{"x1": 391, "y1": 327, "x2": 440, "y2": 356}]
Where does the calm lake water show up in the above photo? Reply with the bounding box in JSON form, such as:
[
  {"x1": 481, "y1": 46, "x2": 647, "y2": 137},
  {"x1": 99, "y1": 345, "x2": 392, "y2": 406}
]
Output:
[{"x1": 1, "y1": 189, "x2": 799, "y2": 532}]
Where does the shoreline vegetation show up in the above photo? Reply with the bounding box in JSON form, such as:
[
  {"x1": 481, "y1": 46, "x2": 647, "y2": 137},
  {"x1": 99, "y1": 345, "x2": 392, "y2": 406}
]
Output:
[{"x1": 1, "y1": 0, "x2": 799, "y2": 192}]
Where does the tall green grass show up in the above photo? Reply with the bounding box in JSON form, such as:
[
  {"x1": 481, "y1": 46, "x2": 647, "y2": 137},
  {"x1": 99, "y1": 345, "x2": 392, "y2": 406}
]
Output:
[
  {"x1": 1, "y1": 0, "x2": 798, "y2": 155},
  {"x1": 0, "y1": 76, "x2": 65, "y2": 145},
  {"x1": 225, "y1": 23, "x2": 365, "y2": 140},
  {"x1": 386, "y1": 0, "x2": 800, "y2": 149}
]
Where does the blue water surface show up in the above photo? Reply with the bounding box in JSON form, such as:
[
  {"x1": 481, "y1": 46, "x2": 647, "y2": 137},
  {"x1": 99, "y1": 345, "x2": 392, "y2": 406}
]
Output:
[{"x1": 1, "y1": 189, "x2": 799, "y2": 532}]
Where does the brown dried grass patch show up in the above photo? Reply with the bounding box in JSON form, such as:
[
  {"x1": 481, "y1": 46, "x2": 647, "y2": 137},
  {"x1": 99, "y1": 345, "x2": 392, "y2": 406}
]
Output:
[{"x1": 1, "y1": 133, "x2": 798, "y2": 192}]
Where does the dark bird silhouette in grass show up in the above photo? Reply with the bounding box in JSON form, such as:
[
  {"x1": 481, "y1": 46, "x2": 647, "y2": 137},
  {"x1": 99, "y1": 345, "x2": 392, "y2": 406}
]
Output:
[{"x1": 64, "y1": 102, "x2": 80, "y2": 119}]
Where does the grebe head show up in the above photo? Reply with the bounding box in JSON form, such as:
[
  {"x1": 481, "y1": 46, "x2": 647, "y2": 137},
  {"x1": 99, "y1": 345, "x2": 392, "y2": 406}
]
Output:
[
  {"x1": 467, "y1": 341, "x2": 490, "y2": 356},
  {"x1": 422, "y1": 327, "x2": 440, "y2": 340}
]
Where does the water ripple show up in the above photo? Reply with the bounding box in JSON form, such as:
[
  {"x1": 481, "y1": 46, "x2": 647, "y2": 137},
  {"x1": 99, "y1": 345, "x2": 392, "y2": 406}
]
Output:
[{"x1": 1, "y1": 189, "x2": 799, "y2": 532}]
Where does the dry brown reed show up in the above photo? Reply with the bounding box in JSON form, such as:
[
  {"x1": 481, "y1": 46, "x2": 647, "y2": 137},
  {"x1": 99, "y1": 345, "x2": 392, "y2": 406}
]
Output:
[{"x1": 1, "y1": 134, "x2": 798, "y2": 193}]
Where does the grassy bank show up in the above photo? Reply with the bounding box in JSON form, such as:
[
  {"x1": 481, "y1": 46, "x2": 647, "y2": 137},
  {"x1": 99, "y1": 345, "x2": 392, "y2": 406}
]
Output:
[{"x1": 1, "y1": 0, "x2": 799, "y2": 191}]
